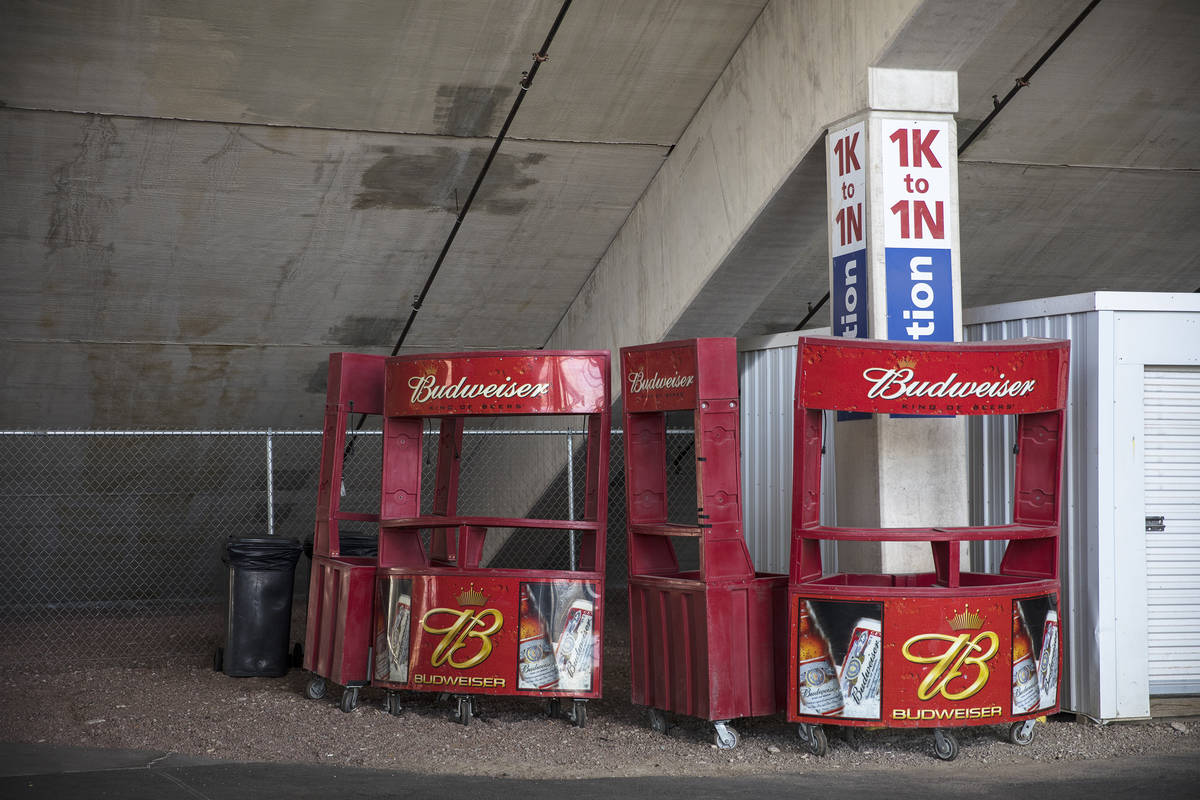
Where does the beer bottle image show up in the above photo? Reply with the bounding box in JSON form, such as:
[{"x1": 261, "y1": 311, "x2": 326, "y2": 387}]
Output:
[
  {"x1": 387, "y1": 592, "x2": 412, "y2": 683},
  {"x1": 1011, "y1": 604, "x2": 1039, "y2": 715},
  {"x1": 517, "y1": 586, "x2": 559, "y2": 690},
  {"x1": 1037, "y1": 609, "x2": 1060, "y2": 710},
  {"x1": 797, "y1": 601, "x2": 845, "y2": 716}
]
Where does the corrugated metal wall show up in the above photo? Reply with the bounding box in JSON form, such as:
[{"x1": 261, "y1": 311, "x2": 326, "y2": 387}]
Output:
[
  {"x1": 738, "y1": 334, "x2": 835, "y2": 576},
  {"x1": 965, "y1": 311, "x2": 1094, "y2": 716}
]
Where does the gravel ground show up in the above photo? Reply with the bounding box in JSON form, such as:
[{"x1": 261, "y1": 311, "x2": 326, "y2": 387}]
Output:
[{"x1": 1, "y1": 620, "x2": 1198, "y2": 779}]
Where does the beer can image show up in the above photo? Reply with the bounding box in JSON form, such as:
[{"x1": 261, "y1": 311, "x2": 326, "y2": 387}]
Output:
[
  {"x1": 554, "y1": 599, "x2": 595, "y2": 692},
  {"x1": 839, "y1": 618, "x2": 882, "y2": 719},
  {"x1": 1037, "y1": 609, "x2": 1059, "y2": 710}
]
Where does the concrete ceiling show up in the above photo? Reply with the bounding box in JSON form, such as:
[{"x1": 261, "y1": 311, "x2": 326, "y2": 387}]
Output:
[{"x1": 1, "y1": 0, "x2": 1197, "y2": 429}]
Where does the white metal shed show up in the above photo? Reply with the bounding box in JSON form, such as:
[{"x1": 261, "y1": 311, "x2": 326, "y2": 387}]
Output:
[{"x1": 966, "y1": 292, "x2": 1200, "y2": 722}]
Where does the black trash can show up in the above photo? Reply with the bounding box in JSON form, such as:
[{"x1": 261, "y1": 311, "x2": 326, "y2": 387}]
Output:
[{"x1": 219, "y1": 536, "x2": 303, "y2": 677}]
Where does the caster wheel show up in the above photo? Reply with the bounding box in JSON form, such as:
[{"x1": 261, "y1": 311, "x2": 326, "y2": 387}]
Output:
[
  {"x1": 385, "y1": 691, "x2": 403, "y2": 716},
  {"x1": 570, "y1": 700, "x2": 587, "y2": 729},
  {"x1": 340, "y1": 687, "x2": 359, "y2": 713},
  {"x1": 714, "y1": 722, "x2": 739, "y2": 750},
  {"x1": 648, "y1": 708, "x2": 668, "y2": 734},
  {"x1": 454, "y1": 695, "x2": 473, "y2": 726},
  {"x1": 305, "y1": 676, "x2": 327, "y2": 701},
  {"x1": 213, "y1": 647, "x2": 224, "y2": 673},
  {"x1": 797, "y1": 723, "x2": 828, "y2": 757},
  {"x1": 934, "y1": 729, "x2": 959, "y2": 761},
  {"x1": 544, "y1": 698, "x2": 562, "y2": 719},
  {"x1": 1009, "y1": 720, "x2": 1036, "y2": 746},
  {"x1": 291, "y1": 643, "x2": 304, "y2": 668}
]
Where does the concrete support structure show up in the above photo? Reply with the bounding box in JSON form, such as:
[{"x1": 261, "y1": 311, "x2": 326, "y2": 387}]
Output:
[{"x1": 828, "y1": 69, "x2": 968, "y2": 574}]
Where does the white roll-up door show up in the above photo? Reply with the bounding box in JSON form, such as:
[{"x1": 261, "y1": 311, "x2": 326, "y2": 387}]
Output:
[{"x1": 1144, "y1": 366, "x2": 1200, "y2": 694}]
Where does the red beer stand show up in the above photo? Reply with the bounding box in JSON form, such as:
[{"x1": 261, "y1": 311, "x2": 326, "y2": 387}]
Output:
[
  {"x1": 303, "y1": 352, "x2": 386, "y2": 711},
  {"x1": 622, "y1": 338, "x2": 787, "y2": 749},
  {"x1": 371, "y1": 350, "x2": 610, "y2": 726},
  {"x1": 787, "y1": 336, "x2": 1069, "y2": 760}
]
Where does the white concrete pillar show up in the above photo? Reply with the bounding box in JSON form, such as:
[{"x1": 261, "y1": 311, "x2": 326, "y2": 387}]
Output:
[{"x1": 826, "y1": 68, "x2": 967, "y2": 574}]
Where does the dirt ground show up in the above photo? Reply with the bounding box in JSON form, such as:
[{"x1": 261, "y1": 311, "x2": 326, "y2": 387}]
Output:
[{"x1": 1, "y1": 616, "x2": 1198, "y2": 779}]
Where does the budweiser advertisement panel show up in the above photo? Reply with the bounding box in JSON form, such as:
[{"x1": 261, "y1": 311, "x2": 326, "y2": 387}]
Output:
[
  {"x1": 622, "y1": 343, "x2": 700, "y2": 412},
  {"x1": 374, "y1": 573, "x2": 601, "y2": 698},
  {"x1": 796, "y1": 337, "x2": 1069, "y2": 415},
  {"x1": 385, "y1": 351, "x2": 608, "y2": 416},
  {"x1": 790, "y1": 593, "x2": 1060, "y2": 726}
]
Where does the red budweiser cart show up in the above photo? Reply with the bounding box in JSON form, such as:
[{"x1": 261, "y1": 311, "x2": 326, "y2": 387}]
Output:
[
  {"x1": 788, "y1": 336, "x2": 1069, "y2": 760},
  {"x1": 303, "y1": 352, "x2": 387, "y2": 711},
  {"x1": 622, "y1": 338, "x2": 787, "y2": 749},
  {"x1": 371, "y1": 350, "x2": 610, "y2": 726}
]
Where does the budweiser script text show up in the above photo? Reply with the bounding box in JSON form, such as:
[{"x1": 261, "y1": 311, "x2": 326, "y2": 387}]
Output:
[
  {"x1": 863, "y1": 368, "x2": 1037, "y2": 401},
  {"x1": 625, "y1": 370, "x2": 695, "y2": 394},
  {"x1": 408, "y1": 375, "x2": 551, "y2": 404}
]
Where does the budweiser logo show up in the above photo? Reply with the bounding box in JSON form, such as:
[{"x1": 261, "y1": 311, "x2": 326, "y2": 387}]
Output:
[
  {"x1": 626, "y1": 369, "x2": 695, "y2": 394},
  {"x1": 862, "y1": 368, "x2": 1037, "y2": 401},
  {"x1": 408, "y1": 374, "x2": 550, "y2": 404}
]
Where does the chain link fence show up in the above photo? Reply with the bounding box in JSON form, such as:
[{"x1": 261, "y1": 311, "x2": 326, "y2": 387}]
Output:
[{"x1": 0, "y1": 426, "x2": 698, "y2": 669}]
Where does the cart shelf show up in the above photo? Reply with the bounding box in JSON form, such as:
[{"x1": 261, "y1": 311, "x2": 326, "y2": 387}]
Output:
[
  {"x1": 380, "y1": 516, "x2": 602, "y2": 531},
  {"x1": 628, "y1": 522, "x2": 705, "y2": 538},
  {"x1": 795, "y1": 523, "x2": 1057, "y2": 542},
  {"x1": 335, "y1": 511, "x2": 381, "y2": 523}
]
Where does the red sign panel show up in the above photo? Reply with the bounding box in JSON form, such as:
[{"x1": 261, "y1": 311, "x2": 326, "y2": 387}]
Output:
[
  {"x1": 374, "y1": 574, "x2": 600, "y2": 697},
  {"x1": 792, "y1": 593, "x2": 1059, "y2": 727},
  {"x1": 621, "y1": 344, "x2": 699, "y2": 412},
  {"x1": 796, "y1": 336, "x2": 1069, "y2": 415},
  {"x1": 385, "y1": 351, "x2": 608, "y2": 416}
]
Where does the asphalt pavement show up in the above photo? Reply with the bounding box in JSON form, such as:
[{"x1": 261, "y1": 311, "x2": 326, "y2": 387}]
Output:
[{"x1": 0, "y1": 741, "x2": 1194, "y2": 799}]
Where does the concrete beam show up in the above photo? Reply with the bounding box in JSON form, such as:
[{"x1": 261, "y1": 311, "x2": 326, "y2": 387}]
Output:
[{"x1": 546, "y1": 0, "x2": 926, "y2": 384}]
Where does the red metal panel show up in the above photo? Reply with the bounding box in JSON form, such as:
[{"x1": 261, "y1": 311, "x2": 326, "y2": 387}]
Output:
[
  {"x1": 621, "y1": 338, "x2": 740, "y2": 411},
  {"x1": 628, "y1": 576, "x2": 787, "y2": 722},
  {"x1": 747, "y1": 575, "x2": 789, "y2": 717},
  {"x1": 374, "y1": 572, "x2": 602, "y2": 699},
  {"x1": 787, "y1": 591, "x2": 1060, "y2": 728},
  {"x1": 694, "y1": 338, "x2": 740, "y2": 402},
  {"x1": 622, "y1": 342, "x2": 701, "y2": 412},
  {"x1": 705, "y1": 585, "x2": 748, "y2": 720},
  {"x1": 796, "y1": 336, "x2": 1070, "y2": 415},
  {"x1": 329, "y1": 352, "x2": 388, "y2": 416},
  {"x1": 305, "y1": 556, "x2": 375, "y2": 687},
  {"x1": 385, "y1": 351, "x2": 609, "y2": 416}
]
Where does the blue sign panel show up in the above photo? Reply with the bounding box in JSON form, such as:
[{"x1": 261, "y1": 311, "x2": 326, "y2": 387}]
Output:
[
  {"x1": 885, "y1": 247, "x2": 953, "y2": 342},
  {"x1": 832, "y1": 250, "x2": 867, "y2": 339}
]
